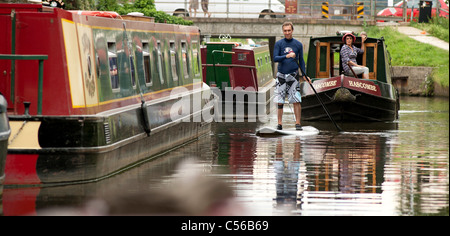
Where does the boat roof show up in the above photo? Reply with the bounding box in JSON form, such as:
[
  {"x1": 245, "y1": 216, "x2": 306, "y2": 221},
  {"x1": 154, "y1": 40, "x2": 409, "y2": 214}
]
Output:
[
  {"x1": 309, "y1": 30, "x2": 381, "y2": 43},
  {"x1": 205, "y1": 42, "x2": 266, "y2": 50}
]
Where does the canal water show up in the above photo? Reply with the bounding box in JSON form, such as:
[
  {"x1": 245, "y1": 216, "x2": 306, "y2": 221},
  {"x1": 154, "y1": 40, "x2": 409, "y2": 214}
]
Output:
[{"x1": 1, "y1": 96, "x2": 448, "y2": 216}]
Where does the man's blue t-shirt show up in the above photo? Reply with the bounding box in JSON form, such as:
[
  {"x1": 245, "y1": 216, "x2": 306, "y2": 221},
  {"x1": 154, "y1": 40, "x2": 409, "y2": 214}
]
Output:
[{"x1": 273, "y1": 38, "x2": 306, "y2": 75}]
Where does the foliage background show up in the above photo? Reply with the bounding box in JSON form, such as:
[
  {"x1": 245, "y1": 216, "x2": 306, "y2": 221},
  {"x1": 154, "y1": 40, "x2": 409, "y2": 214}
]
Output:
[{"x1": 64, "y1": 0, "x2": 193, "y2": 25}]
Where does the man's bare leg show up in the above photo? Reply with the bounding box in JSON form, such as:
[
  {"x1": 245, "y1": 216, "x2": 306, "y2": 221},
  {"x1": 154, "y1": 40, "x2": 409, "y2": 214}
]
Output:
[
  {"x1": 293, "y1": 102, "x2": 302, "y2": 130},
  {"x1": 293, "y1": 102, "x2": 301, "y2": 125},
  {"x1": 277, "y1": 103, "x2": 283, "y2": 125}
]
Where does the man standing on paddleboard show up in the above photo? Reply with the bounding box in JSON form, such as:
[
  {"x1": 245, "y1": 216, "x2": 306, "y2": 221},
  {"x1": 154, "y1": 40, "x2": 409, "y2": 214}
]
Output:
[{"x1": 273, "y1": 22, "x2": 309, "y2": 130}]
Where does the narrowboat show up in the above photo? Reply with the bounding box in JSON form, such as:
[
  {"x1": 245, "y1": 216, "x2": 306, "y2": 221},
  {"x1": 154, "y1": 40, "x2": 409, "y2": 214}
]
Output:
[
  {"x1": 300, "y1": 31, "x2": 400, "y2": 121},
  {"x1": 201, "y1": 41, "x2": 275, "y2": 120},
  {"x1": 0, "y1": 3, "x2": 215, "y2": 186}
]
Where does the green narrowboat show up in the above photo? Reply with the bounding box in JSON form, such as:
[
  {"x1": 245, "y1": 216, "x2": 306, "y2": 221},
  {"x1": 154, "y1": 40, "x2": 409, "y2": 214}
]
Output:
[{"x1": 201, "y1": 42, "x2": 275, "y2": 120}]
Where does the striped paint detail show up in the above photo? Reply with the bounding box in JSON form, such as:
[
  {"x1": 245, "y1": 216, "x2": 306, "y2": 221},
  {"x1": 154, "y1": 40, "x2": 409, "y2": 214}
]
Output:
[
  {"x1": 357, "y1": 2, "x2": 364, "y2": 18},
  {"x1": 322, "y1": 2, "x2": 329, "y2": 19}
]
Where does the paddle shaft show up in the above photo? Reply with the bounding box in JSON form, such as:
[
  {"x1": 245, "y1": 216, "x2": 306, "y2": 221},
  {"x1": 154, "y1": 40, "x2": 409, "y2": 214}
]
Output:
[{"x1": 295, "y1": 60, "x2": 342, "y2": 132}]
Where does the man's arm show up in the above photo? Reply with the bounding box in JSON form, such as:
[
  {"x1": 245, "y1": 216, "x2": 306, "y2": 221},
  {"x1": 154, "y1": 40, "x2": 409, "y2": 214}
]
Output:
[{"x1": 273, "y1": 41, "x2": 287, "y2": 62}]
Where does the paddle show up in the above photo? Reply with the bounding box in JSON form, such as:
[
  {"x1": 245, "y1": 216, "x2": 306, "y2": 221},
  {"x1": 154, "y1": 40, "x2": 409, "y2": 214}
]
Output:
[{"x1": 296, "y1": 60, "x2": 342, "y2": 132}]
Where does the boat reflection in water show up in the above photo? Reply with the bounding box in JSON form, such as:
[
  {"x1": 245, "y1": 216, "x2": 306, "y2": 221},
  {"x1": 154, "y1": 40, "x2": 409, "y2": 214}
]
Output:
[
  {"x1": 1, "y1": 99, "x2": 448, "y2": 216},
  {"x1": 213, "y1": 109, "x2": 448, "y2": 216},
  {"x1": 2, "y1": 134, "x2": 246, "y2": 216},
  {"x1": 277, "y1": 133, "x2": 386, "y2": 215},
  {"x1": 216, "y1": 121, "x2": 391, "y2": 215}
]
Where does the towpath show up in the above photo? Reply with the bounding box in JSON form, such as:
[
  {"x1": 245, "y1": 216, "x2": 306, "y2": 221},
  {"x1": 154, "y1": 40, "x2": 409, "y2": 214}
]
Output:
[{"x1": 396, "y1": 26, "x2": 449, "y2": 51}]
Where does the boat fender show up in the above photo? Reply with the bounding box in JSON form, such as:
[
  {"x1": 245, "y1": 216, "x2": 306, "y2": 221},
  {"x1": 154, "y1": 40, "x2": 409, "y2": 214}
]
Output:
[
  {"x1": 0, "y1": 94, "x2": 8, "y2": 113},
  {"x1": 140, "y1": 100, "x2": 151, "y2": 136},
  {"x1": 333, "y1": 87, "x2": 356, "y2": 102}
]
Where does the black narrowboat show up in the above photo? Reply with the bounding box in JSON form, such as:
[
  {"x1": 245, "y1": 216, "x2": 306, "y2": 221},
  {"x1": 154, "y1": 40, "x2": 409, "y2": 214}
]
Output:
[{"x1": 300, "y1": 31, "x2": 399, "y2": 121}]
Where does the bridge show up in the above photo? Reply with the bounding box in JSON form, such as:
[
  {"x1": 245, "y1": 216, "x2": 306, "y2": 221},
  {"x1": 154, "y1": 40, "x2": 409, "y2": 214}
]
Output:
[
  {"x1": 189, "y1": 17, "x2": 376, "y2": 76},
  {"x1": 190, "y1": 17, "x2": 375, "y2": 52}
]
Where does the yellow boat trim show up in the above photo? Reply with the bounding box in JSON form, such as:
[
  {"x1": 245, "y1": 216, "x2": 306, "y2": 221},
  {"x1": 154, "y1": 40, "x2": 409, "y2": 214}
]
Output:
[{"x1": 81, "y1": 23, "x2": 200, "y2": 35}]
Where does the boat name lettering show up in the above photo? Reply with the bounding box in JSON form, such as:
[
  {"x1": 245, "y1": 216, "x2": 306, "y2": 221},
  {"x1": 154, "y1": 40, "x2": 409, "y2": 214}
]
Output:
[
  {"x1": 314, "y1": 80, "x2": 337, "y2": 89},
  {"x1": 348, "y1": 80, "x2": 377, "y2": 92}
]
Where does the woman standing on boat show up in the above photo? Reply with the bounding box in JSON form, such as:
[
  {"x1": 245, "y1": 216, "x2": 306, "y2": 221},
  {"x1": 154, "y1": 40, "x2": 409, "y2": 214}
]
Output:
[{"x1": 340, "y1": 32, "x2": 369, "y2": 80}]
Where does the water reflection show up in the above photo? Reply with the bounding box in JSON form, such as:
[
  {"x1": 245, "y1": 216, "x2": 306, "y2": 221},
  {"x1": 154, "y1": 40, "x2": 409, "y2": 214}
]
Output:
[
  {"x1": 209, "y1": 96, "x2": 448, "y2": 216},
  {"x1": 1, "y1": 97, "x2": 448, "y2": 216},
  {"x1": 1, "y1": 135, "x2": 217, "y2": 216},
  {"x1": 221, "y1": 127, "x2": 393, "y2": 215},
  {"x1": 273, "y1": 137, "x2": 301, "y2": 209}
]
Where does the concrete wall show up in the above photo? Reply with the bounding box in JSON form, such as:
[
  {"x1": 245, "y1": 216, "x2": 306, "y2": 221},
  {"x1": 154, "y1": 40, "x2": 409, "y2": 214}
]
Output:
[
  {"x1": 434, "y1": 82, "x2": 449, "y2": 97},
  {"x1": 392, "y1": 66, "x2": 448, "y2": 97}
]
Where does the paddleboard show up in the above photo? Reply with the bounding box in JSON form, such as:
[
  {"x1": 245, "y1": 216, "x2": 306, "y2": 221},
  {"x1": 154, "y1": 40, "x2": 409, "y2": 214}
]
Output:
[{"x1": 256, "y1": 126, "x2": 319, "y2": 136}]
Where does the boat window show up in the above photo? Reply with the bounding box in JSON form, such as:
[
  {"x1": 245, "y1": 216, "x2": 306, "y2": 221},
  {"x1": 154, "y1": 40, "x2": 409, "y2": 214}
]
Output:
[
  {"x1": 170, "y1": 42, "x2": 178, "y2": 81},
  {"x1": 192, "y1": 42, "x2": 201, "y2": 77},
  {"x1": 181, "y1": 41, "x2": 189, "y2": 79},
  {"x1": 315, "y1": 42, "x2": 330, "y2": 78},
  {"x1": 363, "y1": 43, "x2": 378, "y2": 80},
  {"x1": 319, "y1": 47, "x2": 327, "y2": 71},
  {"x1": 238, "y1": 53, "x2": 247, "y2": 61},
  {"x1": 142, "y1": 42, "x2": 152, "y2": 86},
  {"x1": 96, "y1": 55, "x2": 101, "y2": 78},
  {"x1": 107, "y1": 42, "x2": 119, "y2": 90},
  {"x1": 156, "y1": 41, "x2": 164, "y2": 85},
  {"x1": 130, "y1": 55, "x2": 136, "y2": 87}
]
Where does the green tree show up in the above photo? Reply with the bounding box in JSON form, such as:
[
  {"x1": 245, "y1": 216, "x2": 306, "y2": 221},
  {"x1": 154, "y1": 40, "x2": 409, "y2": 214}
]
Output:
[
  {"x1": 96, "y1": 0, "x2": 120, "y2": 11},
  {"x1": 63, "y1": 0, "x2": 95, "y2": 10},
  {"x1": 96, "y1": 0, "x2": 192, "y2": 25}
]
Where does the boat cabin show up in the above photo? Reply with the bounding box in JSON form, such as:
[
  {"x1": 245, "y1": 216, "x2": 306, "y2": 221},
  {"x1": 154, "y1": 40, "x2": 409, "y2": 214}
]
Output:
[
  {"x1": 201, "y1": 42, "x2": 273, "y2": 92},
  {"x1": 200, "y1": 41, "x2": 275, "y2": 119},
  {"x1": 305, "y1": 31, "x2": 392, "y2": 84}
]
